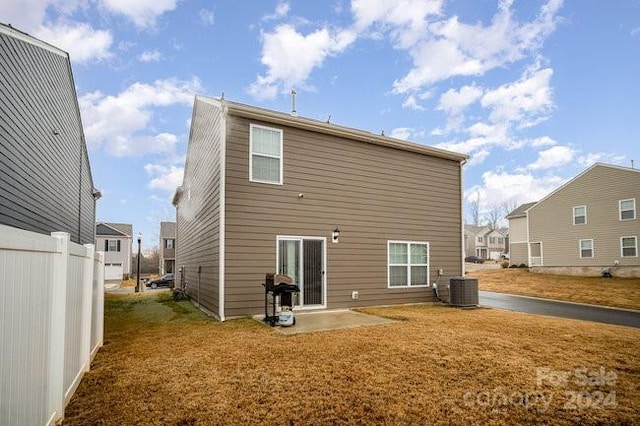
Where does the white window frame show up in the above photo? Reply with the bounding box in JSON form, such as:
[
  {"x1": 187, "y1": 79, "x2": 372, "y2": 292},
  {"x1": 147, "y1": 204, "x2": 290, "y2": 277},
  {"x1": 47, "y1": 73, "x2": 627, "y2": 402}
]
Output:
[
  {"x1": 387, "y1": 241, "x2": 430, "y2": 288},
  {"x1": 249, "y1": 123, "x2": 283, "y2": 185},
  {"x1": 573, "y1": 205, "x2": 587, "y2": 225},
  {"x1": 619, "y1": 198, "x2": 636, "y2": 221},
  {"x1": 107, "y1": 239, "x2": 118, "y2": 252},
  {"x1": 579, "y1": 239, "x2": 594, "y2": 259},
  {"x1": 621, "y1": 236, "x2": 638, "y2": 258},
  {"x1": 165, "y1": 239, "x2": 174, "y2": 249}
]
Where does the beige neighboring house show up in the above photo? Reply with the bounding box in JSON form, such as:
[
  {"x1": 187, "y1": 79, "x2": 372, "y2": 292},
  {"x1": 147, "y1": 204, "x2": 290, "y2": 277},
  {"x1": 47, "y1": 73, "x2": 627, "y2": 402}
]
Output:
[
  {"x1": 507, "y1": 163, "x2": 639, "y2": 277},
  {"x1": 172, "y1": 96, "x2": 468, "y2": 320},
  {"x1": 464, "y1": 225, "x2": 507, "y2": 259},
  {"x1": 159, "y1": 221, "x2": 176, "y2": 274},
  {"x1": 96, "y1": 222, "x2": 133, "y2": 280}
]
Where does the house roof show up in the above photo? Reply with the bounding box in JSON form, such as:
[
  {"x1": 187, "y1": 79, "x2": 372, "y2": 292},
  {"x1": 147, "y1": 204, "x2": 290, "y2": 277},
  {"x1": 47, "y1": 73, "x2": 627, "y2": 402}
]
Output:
[
  {"x1": 206, "y1": 95, "x2": 469, "y2": 161},
  {"x1": 506, "y1": 202, "x2": 537, "y2": 219},
  {"x1": 528, "y1": 163, "x2": 640, "y2": 213},
  {"x1": 160, "y1": 221, "x2": 176, "y2": 238},
  {"x1": 96, "y1": 222, "x2": 132, "y2": 237},
  {"x1": 464, "y1": 225, "x2": 489, "y2": 235}
]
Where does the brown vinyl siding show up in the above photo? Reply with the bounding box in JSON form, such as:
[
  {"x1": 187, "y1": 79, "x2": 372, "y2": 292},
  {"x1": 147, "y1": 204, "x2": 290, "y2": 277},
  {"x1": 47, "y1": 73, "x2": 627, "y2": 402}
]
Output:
[
  {"x1": 175, "y1": 99, "x2": 223, "y2": 316},
  {"x1": 528, "y1": 165, "x2": 640, "y2": 268},
  {"x1": 223, "y1": 114, "x2": 463, "y2": 317}
]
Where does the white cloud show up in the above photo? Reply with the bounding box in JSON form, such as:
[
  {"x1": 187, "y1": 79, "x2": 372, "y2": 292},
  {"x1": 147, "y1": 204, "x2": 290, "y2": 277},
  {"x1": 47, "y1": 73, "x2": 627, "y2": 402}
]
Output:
[
  {"x1": 0, "y1": 0, "x2": 51, "y2": 31},
  {"x1": 530, "y1": 136, "x2": 557, "y2": 147},
  {"x1": 138, "y1": 50, "x2": 162, "y2": 62},
  {"x1": 437, "y1": 84, "x2": 483, "y2": 115},
  {"x1": 99, "y1": 0, "x2": 178, "y2": 28},
  {"x1": 35, "y1": 22, "x2": 113, "y2": 63},
  {"x1": 467, "y1": 169, "x2": 566, "y2": 212},
  {"x1": 390, "y1": 127, "x2": 413, "y2": 140},
  {"x1": 525, "y1": 145, "x2": 575, "y2": 170},
  {"x1": 467, "y1": 149, "x2": 490, "y2": 166},
  {"x1": 79, "y1": 77, "x2": 201, "y2": 156},
  {"x1": 1, "y1": 1, "x2": 115, "y2": 64},
  {"x1": 247, "y1": 24, "x2": 357, "y2": 100},
  {"x1": 577, "y1": 152, "x2": 626, "y2": 168},
  {"x1": 481, "y1": 63, "x2": 554, "y2": 125},
  {"x1": 199, "y1": 8, "x2": 215, "y2": 26},
  {"x1": 263, "y1": 2, "x2": 290, "y2": 21},
  {"x1": 631, "y1": 27, "x2": 640, "y2": 36},
  {"x1": 145, "y1": 164, "x2": 184, "y2": 192},
  {"x1": 402, "y1": 95, "x2": 425, "y2": 110},
  {"x1": 351, "y1": 0, "x2": 443, "y2": 48},
  {"x1": 391, "y1": 0, "x2": 563, "y2": 93}
]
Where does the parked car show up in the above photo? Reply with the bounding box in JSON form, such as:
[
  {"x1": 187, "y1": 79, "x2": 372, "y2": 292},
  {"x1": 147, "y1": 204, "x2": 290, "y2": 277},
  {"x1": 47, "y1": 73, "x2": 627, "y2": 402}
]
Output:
[
  {"x1": 146, "y1": 273, "x2": 174, "y2": 289},
  {"x1": 465, "y1": 256, "x2": 485, "y2": 264}
]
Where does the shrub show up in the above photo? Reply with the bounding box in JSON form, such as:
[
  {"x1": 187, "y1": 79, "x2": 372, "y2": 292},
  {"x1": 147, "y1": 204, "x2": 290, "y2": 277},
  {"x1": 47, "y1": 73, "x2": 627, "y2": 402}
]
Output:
[
  {"x1": 518, "y1": 263, "x2": 528, "y2": 268},
  {"x1": 500, "y1": 261, "x2": 509, "y2": 269},
  {"x1": 509, "y1": 265, "x2": 518, "y2": 269}
]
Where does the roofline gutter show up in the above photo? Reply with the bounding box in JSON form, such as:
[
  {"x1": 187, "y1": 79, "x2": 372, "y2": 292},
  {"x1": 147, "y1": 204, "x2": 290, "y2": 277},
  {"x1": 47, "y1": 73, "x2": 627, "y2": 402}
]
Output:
[{"x1": 200, "y1": 96, "x2": 468, "y2": 163}]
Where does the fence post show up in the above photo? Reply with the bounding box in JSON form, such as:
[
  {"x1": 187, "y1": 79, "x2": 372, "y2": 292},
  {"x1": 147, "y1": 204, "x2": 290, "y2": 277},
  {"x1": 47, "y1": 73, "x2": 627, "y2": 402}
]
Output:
[
  {"x1": 81, "y1": 244, "x2": 94, "y2": 373},
  {"x1": 92, "y1": 251, "x2": 105, "y2": 357},
  {"x1": 49, "y1": 232, "x2": 69, "y2": 424}
]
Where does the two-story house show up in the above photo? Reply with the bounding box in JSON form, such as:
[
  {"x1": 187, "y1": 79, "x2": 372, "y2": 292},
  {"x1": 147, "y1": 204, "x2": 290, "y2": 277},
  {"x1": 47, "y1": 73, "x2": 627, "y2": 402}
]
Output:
[
  {"x1": 464, "y1": 225, "x2": 507, "y2": 259},
  {"x1": 0, "y1": 23, "x2": 99, "y2": 243},
  {"x1": 173, "y1": 96, "x2": 468, "y2": 320},
  {"x1": 159, "y1": 221, "x2": 176, "y2": 274},
  {"x1": 95, "y1": 222, "x2": 133, "y2": 280},
  {"x1": 507, "y1": 163, "x2": 639, "y2": 277}
]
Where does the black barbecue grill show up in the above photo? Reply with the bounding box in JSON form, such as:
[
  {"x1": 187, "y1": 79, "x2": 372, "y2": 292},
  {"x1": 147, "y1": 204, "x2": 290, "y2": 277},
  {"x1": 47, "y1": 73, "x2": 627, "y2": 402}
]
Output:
[{"x1": 263, "y1": 273, "x2": 299, "y2": 326}]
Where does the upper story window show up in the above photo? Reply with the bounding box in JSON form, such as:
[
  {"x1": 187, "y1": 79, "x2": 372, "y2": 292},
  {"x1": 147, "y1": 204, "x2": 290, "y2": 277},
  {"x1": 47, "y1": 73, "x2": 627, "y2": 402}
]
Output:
[
  {"x1": 165, "y1": 239, "x2": 175, "y2": 249},
  {"x1": 573, "y1": 205, "x2": 586, "y2": 225},
  {"x1": 489, "y1": 237, "x2": 496, "y2": 244},
  {"x1": 579, "y1": 239, "x2": 593, "y2": 259},
  {"x1": 106, "y1": 239, "x2": 120, "y2": 252},
  {"x1": 619, "y1": 199, "x2": 636, "y2": 220},
  {"x1": 621, "y1": 236, "x2": 637, "y2": 258},
  {"x1": 477, "y1": 236, "x2": 484, "y2": 243},
  {"x1": 388, "y1": 241, "x2": 429, "y2": 288},
  {"x1": 250, "y1": 124, "x2": 283, "y2": 185}
]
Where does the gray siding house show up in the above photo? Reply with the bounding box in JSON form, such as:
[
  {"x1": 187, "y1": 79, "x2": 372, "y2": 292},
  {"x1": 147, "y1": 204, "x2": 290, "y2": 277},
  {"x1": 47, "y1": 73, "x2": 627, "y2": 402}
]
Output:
[
  {"x1": 159, "y1": 221, "x2": 176, "y2": 274},
  {"x1": 508, "y1": 164, "x2": 639, "y2": 277},
  {"x1": 464, "y1": 225, "x2": 507, "y2": 259},
  {"x1": 96, "y1": 222, "x2": 133, "y2": 280},
  {"x1": 0, "y1": 23, "x2": 99, "y2": 244},
  {"x1": 173, "y1": 96, "x2": 468, "y2": 320}
]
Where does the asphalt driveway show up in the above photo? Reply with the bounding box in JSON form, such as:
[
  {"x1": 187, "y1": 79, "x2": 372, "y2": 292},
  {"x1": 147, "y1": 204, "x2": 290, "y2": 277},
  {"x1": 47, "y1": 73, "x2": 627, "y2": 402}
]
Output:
[{"x1": 480, "y1": 291, "x2": 640, "y2": 328}]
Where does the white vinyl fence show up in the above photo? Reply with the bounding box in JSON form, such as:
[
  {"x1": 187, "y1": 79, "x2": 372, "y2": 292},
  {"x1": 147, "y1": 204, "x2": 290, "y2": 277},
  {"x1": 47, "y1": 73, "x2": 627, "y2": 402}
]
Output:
[{"x1": 0, "y1": 225, "x2": 104, "y2": 426}]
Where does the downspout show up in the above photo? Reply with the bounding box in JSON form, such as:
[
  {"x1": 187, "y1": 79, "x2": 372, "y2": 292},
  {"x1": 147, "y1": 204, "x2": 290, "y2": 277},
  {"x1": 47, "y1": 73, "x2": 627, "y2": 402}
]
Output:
[
  {"x1": 460, "y1": 158, "x2": 468, "y2": 276},
  {"x1": 218, "y1": 99, "x2": 227, "y2": 321}
]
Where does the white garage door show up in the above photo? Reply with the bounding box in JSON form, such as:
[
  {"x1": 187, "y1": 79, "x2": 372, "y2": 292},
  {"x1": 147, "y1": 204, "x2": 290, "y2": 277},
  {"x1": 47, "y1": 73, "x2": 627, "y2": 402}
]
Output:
[{"x1": 104, "y1": 263, "x2": 123, "y2": 280}]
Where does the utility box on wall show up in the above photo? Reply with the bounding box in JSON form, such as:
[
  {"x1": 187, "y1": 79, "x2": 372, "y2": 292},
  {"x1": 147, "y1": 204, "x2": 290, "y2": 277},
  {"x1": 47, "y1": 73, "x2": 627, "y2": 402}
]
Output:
[{"x1": 449, "y1": 277, "x2": 479, "y2": 307}]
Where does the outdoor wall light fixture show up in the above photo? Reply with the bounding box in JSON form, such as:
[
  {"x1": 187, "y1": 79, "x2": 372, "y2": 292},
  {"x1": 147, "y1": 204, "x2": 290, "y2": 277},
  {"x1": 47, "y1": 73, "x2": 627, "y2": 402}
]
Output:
[{"x1": 332, "y1": 228, "x2": 341, "y2": 243}]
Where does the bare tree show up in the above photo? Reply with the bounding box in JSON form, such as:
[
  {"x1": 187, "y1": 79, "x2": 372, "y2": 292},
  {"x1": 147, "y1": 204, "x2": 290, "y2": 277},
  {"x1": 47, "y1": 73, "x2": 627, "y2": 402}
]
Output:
[
  {"x1": 484, "y1": 207, "x2": 502, "y2": 230},
  {"x1": 468, "y1": 192, "x2": 481, "y2": 225},
  {"x1": 501, "y1": 197, "x2": 520, "y2": 219}
]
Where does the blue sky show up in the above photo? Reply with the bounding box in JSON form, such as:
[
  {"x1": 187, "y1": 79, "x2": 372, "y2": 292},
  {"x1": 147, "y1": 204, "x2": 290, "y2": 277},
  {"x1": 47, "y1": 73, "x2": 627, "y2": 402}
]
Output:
[{"x1": 2, "y1": 0, "x2": 639, "y2": 248}]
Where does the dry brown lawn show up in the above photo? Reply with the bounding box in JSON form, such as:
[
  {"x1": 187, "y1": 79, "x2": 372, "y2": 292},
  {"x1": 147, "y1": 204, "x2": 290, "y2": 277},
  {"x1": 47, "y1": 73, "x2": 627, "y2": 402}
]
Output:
[
  {"x1": 469, "y1": 268, "x2": 640, "y2": 310},
  {"x1": 63, "y1": 292, "x2": 640, "y2": 425}
]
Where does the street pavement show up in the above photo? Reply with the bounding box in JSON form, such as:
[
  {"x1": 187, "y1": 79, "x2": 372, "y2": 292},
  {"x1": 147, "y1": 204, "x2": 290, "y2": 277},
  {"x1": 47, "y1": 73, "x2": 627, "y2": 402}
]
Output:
[{"x1": 480, "y1": 291, "x2": 640, "y2": 328}]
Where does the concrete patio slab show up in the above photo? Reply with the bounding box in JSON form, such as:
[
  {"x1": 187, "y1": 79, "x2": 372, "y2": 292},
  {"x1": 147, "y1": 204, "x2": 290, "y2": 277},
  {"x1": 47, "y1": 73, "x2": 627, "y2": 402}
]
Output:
[{"x1": 255, "y1": 309, "x2": 398, "y2": 334}]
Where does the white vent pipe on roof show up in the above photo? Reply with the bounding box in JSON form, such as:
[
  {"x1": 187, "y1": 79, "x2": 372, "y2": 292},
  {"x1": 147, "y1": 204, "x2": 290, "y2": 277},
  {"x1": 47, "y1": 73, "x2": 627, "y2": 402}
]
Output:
[{"x1": 291, "y1": 88, "x2": 297, "y2": 116}]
